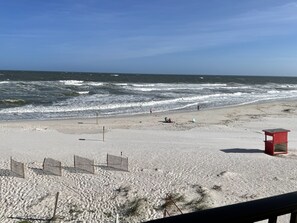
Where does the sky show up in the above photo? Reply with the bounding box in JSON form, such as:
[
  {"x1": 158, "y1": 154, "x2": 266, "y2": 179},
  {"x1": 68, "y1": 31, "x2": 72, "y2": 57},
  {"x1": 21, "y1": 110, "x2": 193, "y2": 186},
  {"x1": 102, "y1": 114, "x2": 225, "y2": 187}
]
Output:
[{"x1": 0, "y1": 0, "x2": 297, "y2": 76}]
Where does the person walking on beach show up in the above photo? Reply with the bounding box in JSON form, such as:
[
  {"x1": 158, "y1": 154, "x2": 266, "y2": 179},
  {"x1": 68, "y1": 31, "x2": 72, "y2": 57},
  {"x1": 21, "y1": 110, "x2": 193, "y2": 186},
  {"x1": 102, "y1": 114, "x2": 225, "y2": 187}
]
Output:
[{"x1": 197, "y1": 104, "x2": 200, "y2": 111}]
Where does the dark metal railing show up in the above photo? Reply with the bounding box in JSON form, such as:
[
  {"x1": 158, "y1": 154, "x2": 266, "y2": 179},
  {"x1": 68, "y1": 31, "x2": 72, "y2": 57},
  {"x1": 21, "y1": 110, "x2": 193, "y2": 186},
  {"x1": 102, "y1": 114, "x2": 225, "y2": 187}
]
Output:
[{"x1": 145, "y1": 191, "x2": 297, "y2": 223}]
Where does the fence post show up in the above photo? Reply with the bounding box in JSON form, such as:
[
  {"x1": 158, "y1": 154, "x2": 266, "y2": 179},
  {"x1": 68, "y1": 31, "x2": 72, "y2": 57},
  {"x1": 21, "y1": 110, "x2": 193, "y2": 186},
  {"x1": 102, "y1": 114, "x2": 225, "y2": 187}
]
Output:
[
  {"x1": 22, "y1": 161, "x2": 25, "y2": 178},
  {"x1": 52, "y1": 192, "x2": 59, "y2": 220}
]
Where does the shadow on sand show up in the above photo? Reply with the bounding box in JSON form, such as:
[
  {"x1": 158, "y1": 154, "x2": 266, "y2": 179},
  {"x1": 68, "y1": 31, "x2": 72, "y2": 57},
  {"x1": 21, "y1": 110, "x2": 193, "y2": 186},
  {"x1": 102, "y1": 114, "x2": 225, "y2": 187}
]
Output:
[
  {"x1": 0, "y1": 169, "x2": 25, "y2": 178},
  {"x1": 8, "y1": 216, "x2": 52, "y2": 222},
  {"x1": 97, "y1": 164, "x2": 128, "y2": 172},
  {"x1": 29, "y1": 167, "x2": 61, "y2": 176},
  {"x1": 0, "y1": 168, "x2": 11, "y2": 177},
  {"x1": 221, "y1": 148, "x2": 263, "y2": 154},
  {"x1": 78, "y1": 138, "x2": 102, "y2": 142},
  {"x1": 61, "y1": 166, "x2": 94, "y2": 174}
]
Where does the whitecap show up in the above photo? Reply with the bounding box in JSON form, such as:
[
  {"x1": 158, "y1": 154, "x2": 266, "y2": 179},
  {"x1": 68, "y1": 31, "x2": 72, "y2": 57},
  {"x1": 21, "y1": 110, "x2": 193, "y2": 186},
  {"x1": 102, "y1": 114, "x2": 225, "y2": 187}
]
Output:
[
  {"x1": 59, "y1": 80, "x2": 84, "y2": 86},
  {"x1": 78, "y1": 91, "x2": 89, "y2": 95},
  {"x1": 88, "y1": 82, "x2": 104, "y2": 86}
]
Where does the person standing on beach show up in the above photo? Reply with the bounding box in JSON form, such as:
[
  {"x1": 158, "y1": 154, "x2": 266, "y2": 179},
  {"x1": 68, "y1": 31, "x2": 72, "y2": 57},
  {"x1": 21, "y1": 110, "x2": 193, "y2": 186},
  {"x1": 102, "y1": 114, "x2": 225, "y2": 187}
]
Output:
[
  {"x1": 197, "y1": 104, "x2": 200, "y2": 111},
  {"x1": 150, "y1": 108, "x2": 152, "y2": 114}
]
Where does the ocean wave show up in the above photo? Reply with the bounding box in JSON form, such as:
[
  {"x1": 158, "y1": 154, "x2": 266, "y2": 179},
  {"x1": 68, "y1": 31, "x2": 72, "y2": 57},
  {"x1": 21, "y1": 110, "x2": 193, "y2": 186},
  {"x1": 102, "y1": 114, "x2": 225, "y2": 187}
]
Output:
[
  {"x1": 59, "y1": 80, "x2": 84, "y2": 86},
  {"x1": 0, "y1": 99, "x2": 26, "y2": 106},
  {"x1": 130, "y1": 87, "x2": 159, "y2": 92},
  {"x1": 114, "y1": 83, "x2": 128, "y2": 86},
  {"x1": 78, "y1": 91, "x2": 89, "y2": 95},
  {"x1": 1, "y1": 91, "x2": 297, "y2": 119},
  {"x1": 5, "y1": 92, "x2": 243, "y2": 113},
  {"x1": 2, "y1": 73, "x2": 297, "y2": 120},
  {"x1": 87, "y1": 82, "x2": 104, "y2": 86},
  {"x1": 131, "y1": 83, "x2": 156, "y2": 87},
  {"x1": 64, "y1": 92, "x2": 80, "y2": 96},
  {"x1": 268, "y1": 90, "x2": 280, "y2": 94},
  {"x1": 123, "y1": 83, "x2": 230, "y2": 92}
]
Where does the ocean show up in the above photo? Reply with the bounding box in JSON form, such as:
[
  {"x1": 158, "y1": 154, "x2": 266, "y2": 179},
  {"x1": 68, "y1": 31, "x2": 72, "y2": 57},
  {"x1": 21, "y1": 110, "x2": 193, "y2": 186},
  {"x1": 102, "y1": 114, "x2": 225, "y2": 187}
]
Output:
[{"x1": 0, "y1": 70, "x2": 297, "y2": 121}]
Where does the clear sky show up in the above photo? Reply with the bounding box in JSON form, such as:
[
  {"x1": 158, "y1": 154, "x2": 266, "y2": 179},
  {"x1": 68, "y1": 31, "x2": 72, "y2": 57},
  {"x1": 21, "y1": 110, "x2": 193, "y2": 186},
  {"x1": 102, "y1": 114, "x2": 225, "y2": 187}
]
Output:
[{"x1": 0, "y1": 0, "x2": 297, "y2": 76}]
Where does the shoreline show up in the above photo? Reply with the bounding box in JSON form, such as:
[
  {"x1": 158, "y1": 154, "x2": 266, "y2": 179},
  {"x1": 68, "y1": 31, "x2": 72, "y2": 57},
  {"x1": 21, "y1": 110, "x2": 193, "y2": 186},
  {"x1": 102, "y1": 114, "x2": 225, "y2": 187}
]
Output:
[
  {"x1": 1, "y1": 96, "x2": 297, "y2": 125},
  {"x1": 1, "y1": 97, "x2": 295, "y2": 124},
  {"x1": 1, "y1": 99, "x2": 296, "y2": 132}
]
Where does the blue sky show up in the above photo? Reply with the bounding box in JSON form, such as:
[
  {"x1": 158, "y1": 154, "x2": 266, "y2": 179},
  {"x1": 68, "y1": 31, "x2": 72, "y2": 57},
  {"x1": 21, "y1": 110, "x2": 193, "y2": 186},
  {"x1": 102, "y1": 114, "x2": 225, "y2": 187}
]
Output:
[{"x1": 0, "y1": 0, "x2": 297, "y2": 75}]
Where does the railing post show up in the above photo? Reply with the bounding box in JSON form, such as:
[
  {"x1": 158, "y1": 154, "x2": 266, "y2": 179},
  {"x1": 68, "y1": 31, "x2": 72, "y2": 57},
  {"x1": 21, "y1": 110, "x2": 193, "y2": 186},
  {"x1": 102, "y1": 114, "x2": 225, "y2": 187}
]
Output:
[
  {"x1": 268, "y1": 216, "x2": 277, "y2": 223},
  {"x1": 290, "y1": 212, "x2": 297, "y2": 223}
]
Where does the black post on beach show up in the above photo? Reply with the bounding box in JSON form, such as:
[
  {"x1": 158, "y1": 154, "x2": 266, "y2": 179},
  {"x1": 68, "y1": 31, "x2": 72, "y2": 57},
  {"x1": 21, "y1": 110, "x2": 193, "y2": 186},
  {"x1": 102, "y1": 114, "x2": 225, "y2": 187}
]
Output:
[
  {"x1": 51, "y1": 192, "x2": 59, "y2": 220},
  {"x1": 103, "y1": 126, "x2": 105, "y2": 142}
]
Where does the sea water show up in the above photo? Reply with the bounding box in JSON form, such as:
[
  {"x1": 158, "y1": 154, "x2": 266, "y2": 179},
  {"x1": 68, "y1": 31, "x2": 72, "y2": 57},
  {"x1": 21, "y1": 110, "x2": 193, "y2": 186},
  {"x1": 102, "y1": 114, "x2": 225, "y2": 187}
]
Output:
[{"x1": 0, "y1": 70, "x2": 297, "y2": 121}]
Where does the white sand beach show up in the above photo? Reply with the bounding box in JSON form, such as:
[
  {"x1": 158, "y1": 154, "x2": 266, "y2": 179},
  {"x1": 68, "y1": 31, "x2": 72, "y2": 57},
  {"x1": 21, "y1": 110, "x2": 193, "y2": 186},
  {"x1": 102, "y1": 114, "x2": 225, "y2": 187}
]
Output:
[{"x1": 1, "y1": 101, "x2": 297, "y2": 222}]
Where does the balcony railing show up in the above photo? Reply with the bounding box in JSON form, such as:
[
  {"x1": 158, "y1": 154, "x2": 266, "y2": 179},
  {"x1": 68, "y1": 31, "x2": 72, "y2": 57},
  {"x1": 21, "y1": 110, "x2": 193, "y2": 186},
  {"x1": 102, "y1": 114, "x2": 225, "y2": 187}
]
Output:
[{"x1": 145, "y1": 191, "x2": 297, "y2": 223}]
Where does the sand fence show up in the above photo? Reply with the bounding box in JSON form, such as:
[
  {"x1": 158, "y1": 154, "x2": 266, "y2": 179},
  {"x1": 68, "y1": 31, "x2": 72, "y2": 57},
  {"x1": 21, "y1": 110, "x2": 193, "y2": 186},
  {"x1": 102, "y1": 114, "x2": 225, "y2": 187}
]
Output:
[
  {"x1": 43, "y1": 158, "x2": 62, "y2": 176},
  {"x1": 10, "y1": 157, "x2": 25, "y2": 178},
  {"x1": 74, "y1": 155, "x2": 95, "y2": 174},
  {"x1": 5, "y1": 155, "x2": 129, "y2": 221},
  {"x1": 8, "y1": 154, "x2": 129, "y2": 178},
  {"x1": 107, "y1": 153, "x2": 129, "y2": 171}
]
